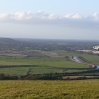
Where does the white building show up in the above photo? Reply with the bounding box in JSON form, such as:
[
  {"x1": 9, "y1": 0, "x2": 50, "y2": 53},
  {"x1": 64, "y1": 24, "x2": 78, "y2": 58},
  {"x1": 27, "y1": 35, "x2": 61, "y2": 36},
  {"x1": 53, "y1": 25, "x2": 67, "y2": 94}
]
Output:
[{"x1": 93, "y1": 46, "x2": 99, "y2": 50}]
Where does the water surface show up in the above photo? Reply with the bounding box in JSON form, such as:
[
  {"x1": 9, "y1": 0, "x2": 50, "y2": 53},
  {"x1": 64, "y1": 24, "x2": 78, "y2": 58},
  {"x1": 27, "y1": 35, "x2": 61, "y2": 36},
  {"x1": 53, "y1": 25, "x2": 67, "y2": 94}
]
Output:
[{"x1": 72, "y1": 56, "x2": 82, "y2": 63}]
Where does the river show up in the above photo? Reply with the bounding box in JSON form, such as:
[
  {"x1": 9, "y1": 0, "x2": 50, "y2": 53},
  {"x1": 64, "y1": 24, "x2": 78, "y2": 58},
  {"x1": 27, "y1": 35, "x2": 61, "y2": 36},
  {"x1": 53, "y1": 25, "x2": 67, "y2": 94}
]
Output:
[
  {"x1": 72, "y1": 56, "x2": 82, "y2": 63},
  {"x1": 96, "y1": 66, "x2": 99, "y2": 69}
]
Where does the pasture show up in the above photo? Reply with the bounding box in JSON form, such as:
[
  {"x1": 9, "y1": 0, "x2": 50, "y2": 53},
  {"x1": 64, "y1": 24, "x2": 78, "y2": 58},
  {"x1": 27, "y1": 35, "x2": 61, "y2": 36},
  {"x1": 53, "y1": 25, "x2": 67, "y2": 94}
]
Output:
[
  {"x1": 53, "y1": 50, "x2": 99, "y2": 64},
  {"x1": 0, "y1": 55, "x2": 89, "y2": 67},
  {"x1": 0, "y1": 50, "x2": 99, "y2": 76},
  {"x1": 0, "y1": 55, "x2": 89, "y2": 76}
]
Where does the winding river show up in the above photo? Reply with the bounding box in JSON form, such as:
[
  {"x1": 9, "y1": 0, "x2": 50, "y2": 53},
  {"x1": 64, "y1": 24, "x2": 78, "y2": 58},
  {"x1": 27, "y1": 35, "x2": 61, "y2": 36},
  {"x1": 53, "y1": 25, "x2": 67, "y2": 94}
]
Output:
[
  {"x1": 72, "y1": 56, "x2": 82, "y2": 63},
  {"x1": 95, "y1": 66, "x2": 99, "y2": 69},
  {"x1": 72, "y1": 56, "x2": 99, "y2": 69}
]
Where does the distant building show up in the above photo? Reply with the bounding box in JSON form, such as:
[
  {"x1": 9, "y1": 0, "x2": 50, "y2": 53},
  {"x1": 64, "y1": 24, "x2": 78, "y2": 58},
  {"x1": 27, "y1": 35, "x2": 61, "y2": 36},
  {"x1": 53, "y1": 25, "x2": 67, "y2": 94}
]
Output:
[{"x1": 93, "y1": 46, "x2": 99, "y2": 50}]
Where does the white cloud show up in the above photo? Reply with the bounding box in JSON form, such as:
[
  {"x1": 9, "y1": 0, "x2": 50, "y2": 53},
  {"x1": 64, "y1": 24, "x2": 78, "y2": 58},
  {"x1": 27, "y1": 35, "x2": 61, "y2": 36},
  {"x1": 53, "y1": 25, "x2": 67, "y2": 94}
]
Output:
[
  {"x1": 65, "y1": 13, "x2": 82, "y2": 19},
  {"x1": 93, "y1": 12, "x2": 99, "y2": 21},
  {"x1": 13, "y1": 11, "x2": 33, "y2": 20},
  {"x1": 0, "y1": 13, "x2": 10, "y2": 21},
  {"x1": 0, "y1": 11, "x2": 83, "y2": 22},
  {"x1": 0, "y1": 11, "x2": 99, "y2": 29},
  {"x1": 48, "y1": 14, "x2": 60, "y2": 19}
]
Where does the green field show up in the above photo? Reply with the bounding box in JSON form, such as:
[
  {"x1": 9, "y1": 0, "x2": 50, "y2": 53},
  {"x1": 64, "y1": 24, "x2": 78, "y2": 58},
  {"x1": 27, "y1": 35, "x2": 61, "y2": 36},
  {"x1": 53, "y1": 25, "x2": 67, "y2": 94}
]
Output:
[
  {"x1": 0, "y1": 55, "x2": 89, "y2": 75},
  {"x1": 0, "y1": 66, "x2": 29, "y2": 76},
  {"x1": 0, "y1": 80, "x2": 99, "y2": 99},
  {"x1": 0, "y1": 65, "x2": 88, "y2": 76},
  {"x1": 0, "y1": 50, "x2": 99, "y2": 76},
  {"x1": 0, "y1": 65, "x2": 64, "y2": 76},
  {"x1": 54, "y1": 50, "x2": 99, "y2": 64},
  {"x1": 0, "y1": 56, "x2": 88, "y2": 67}
]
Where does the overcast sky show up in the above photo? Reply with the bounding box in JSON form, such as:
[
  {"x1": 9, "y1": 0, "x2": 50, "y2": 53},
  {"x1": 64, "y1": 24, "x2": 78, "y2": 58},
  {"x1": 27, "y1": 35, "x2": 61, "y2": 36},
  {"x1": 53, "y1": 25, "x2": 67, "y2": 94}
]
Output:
[{"x1": 0, "y1": 0, "x2": 99, "y2": 40}]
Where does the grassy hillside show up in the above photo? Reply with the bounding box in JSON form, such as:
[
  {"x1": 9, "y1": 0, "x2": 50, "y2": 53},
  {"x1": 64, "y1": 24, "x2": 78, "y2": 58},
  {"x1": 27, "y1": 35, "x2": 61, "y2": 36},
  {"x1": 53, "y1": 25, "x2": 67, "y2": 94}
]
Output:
[{"x1": 0, "y1": 80, "x2": 99, "y2": 99}]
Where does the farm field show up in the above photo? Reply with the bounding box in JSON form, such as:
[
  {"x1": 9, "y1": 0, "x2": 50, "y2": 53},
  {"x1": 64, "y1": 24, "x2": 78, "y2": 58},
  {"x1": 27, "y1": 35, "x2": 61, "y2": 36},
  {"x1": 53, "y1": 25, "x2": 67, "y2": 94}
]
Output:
[
  {"x1": 0, "y1": 55, "x2": 89, "y2": 76},
  {"x1": 53, "y1": 50, "x2": 99, "y2": 64},
  {"x1": 0, "y1": 65, "x2": 64, "y2": 76},
  {"x1": 0, "y1": 66, "x2": 29, "y2": 76},
  {"x1": 0, "y1": 56, "x2": 87, "y2": 67},
  {"x1": 0, "y1": 80, "x2": 99, "y2": 99},
  {"x1": 0, "y1": 50, "x2": 99, "y2": 76},
  {"x1": 0, "y1": 50, "x2": 99, "y2": 65}
]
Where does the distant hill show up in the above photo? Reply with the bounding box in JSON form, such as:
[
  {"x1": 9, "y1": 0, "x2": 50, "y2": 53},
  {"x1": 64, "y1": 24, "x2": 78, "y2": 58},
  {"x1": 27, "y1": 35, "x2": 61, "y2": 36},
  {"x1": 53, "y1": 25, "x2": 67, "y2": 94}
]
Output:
[
  {"x1": 0, "y1": 38, "x2": 19, "y2": 43},
  {"x1": 0, "y1": 38, "x2": 20, "y2": 45},
  {"x1": 0, "y1": 38, "x2": 22, "y2": 50}
]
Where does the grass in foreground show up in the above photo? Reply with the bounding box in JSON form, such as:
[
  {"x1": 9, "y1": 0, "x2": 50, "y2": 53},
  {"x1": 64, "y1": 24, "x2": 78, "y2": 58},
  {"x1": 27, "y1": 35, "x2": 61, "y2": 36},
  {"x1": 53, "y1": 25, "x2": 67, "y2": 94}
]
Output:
[{"x1": 0, "y1": 80, "x2": 99, "y2": 99}]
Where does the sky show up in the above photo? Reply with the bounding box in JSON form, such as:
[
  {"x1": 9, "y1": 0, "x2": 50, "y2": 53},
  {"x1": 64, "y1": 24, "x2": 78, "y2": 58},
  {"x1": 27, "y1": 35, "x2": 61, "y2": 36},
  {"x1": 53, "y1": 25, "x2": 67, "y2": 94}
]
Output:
[{"x1": 0, "y1": 0, "x2": 99, "y2": 40}]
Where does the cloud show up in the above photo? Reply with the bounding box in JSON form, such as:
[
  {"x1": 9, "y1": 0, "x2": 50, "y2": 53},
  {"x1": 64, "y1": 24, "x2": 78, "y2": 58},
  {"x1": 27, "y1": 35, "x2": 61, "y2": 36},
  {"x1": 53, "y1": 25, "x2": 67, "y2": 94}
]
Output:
[
  {"x1": 0, "y1": 11, "x2": 81, "y2": 21},
  {"x1": 0, "y1": 11, "x2": 99, "y2": 29},
  {"x1": 65, "y1": 13, "x2": 82, "y2": 19},
  {"x1": 93, "y1": 12, "x2": 99, "y2": 21},
  {"x1": 0, "y1": 13, "x2": 11, "y2": 21}
]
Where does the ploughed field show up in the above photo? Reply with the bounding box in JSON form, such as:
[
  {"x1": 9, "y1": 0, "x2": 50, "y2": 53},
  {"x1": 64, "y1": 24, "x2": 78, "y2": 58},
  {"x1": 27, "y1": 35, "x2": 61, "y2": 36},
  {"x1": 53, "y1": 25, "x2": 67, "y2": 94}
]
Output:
[{"x1": 0, "y1": 80, "x2": 99, "y2": 99}]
